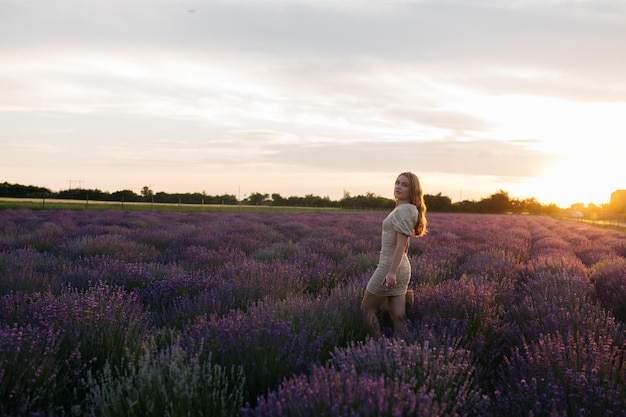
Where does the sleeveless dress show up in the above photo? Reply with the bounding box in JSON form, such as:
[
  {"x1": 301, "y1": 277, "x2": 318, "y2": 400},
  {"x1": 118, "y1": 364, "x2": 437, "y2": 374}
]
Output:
[{"x1": 366, "y1": 203, "x2": 418, "y2": 297}]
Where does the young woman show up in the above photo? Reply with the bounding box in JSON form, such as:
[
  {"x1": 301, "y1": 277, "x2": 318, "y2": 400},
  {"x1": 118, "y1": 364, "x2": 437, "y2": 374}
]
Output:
[{"x1": 361, "y1": 172, "x2": 427, "y2": 337}]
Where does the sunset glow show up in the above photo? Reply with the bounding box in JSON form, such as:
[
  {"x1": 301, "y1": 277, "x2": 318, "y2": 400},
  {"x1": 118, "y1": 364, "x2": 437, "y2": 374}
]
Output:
[
  {"x1": 527, "y1": 153, "x2": 624, "y2": 208},
  {"x1": 1, "y1": 0, "x2": 625, "y2": 207}
]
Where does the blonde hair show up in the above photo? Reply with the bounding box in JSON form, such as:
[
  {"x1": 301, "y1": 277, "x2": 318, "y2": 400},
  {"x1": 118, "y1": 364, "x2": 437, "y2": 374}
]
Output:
[{"x1": 399, "y1": 172, "x2": 427, "y2": 237}]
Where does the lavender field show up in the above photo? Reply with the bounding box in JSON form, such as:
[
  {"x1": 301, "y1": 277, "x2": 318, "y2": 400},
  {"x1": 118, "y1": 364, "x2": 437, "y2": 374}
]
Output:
[{"x1": 1, "y1": 209, "x2": 626, "y2": 416}]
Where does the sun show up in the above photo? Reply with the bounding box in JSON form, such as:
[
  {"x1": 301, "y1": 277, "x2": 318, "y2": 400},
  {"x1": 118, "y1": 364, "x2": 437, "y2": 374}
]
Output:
[{"x1": 530, "y1": 152, "x2": 623, "y2": 208}]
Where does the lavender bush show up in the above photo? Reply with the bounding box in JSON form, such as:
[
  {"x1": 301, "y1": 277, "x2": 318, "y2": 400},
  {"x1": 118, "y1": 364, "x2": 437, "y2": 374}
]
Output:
[
  {"x1": 79, "y1": 344, "x2": 246, "y2": 417},
  {"x1": 589, "y1": 257, "x2": 626, "y2": 321},
  {"x1": 494, "y1": 329, "x2": 626, "y2": 416},
  {"x1": 182, "y1": 307, "x2": 312, "y2": 402},
  {"x1": 243, "y1": 365, "x2": 444, "y2": 417},
  {"x1": 0, "y1": 322, "x2": 84, "y2": 416},
  {"x1": 2, "y1": 284, "x2": 152, "y2": 371},
  {"x1": 328, "y1": 337, "x2": 490, "y2": 416},
  {"x1": 1, "y1": 209, "x2": 626, "y2": 416}
]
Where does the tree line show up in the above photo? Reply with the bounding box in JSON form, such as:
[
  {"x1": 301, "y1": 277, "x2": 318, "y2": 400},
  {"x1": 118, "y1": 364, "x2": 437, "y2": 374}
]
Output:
[{"x1": 0, "y1": 181, "x2": 560, "y2": 214}]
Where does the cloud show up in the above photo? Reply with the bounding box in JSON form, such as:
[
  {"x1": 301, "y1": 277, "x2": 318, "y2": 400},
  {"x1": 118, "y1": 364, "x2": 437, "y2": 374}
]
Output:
[
  {"x1": 261, "y1": 137, "x2": 553, "y2": 178},
  {"x1": 4, "y1": 0, "x2": 625, "y2": 67},
  {"x1": 1, "y1": 0, "x2": 625, "y2": 205},
  {"x1": 2, "y1": 0, "x2": 624, "y2": 122}
]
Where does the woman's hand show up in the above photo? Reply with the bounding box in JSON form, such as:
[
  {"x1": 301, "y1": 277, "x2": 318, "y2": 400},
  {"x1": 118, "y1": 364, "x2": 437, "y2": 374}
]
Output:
[{"x1": 382, "y1": 273, "x2": 397, "y2": 289}]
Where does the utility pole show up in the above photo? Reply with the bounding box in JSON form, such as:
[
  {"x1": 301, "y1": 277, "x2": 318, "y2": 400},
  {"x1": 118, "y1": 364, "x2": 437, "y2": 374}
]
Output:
[{"x1": 67, "y1": 179, "x2": 84, "y2": 190}]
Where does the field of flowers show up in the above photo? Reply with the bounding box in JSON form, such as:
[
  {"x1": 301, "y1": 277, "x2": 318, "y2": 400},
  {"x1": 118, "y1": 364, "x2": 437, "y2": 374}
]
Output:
[{"x1": 1, "y1": 208, "x2": 626, "y2": 416}]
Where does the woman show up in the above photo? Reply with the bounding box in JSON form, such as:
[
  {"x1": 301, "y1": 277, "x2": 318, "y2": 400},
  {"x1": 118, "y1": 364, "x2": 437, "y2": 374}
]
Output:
[{"x1": 361, "y1": 172, "x2": 427, "y2": 337}]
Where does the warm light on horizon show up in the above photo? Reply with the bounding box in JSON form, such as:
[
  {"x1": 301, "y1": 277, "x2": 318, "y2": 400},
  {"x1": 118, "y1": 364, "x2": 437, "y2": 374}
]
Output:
[
  {"x1": 521, "y1": 152, "x2": 623, "y2": 208},
  {"x1": 1, "y1": 169, "x2": 622, "y2": 211},
  {"x1": 2, "y1": 1, "x2": 625, "y2": 210}
]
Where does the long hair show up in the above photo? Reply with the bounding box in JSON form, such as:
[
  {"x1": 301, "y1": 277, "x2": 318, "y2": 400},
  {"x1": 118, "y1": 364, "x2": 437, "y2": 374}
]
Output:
[{"x1": 399, "y1": 172, "x2": 427, "y2": 237}]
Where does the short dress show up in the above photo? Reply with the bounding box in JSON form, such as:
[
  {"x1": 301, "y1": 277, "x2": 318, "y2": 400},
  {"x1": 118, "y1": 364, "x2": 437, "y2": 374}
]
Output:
[{"x1": 366, "y1": 203, "x2": 418, "y2": 297}]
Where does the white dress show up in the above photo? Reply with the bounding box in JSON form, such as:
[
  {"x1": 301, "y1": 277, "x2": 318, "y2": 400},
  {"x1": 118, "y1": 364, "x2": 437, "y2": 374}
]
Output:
[{"x1": 365, "y1": 203, "x2": 418, "y2": 297}]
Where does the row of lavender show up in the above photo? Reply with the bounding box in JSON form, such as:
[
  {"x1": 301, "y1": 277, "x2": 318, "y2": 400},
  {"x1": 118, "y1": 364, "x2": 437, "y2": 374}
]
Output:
[{"x1": 1, "y1": 209, "x2": 625, "y2": 416}]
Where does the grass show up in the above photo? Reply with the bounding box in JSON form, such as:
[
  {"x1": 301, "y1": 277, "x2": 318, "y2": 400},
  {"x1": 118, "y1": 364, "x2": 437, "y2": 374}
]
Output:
[
  {"x1": 0, "y1": 197, "x2": 346, "y2": 213},
  {"x1": 554, "y1": 215, "x2": 626, "y2": 233}
]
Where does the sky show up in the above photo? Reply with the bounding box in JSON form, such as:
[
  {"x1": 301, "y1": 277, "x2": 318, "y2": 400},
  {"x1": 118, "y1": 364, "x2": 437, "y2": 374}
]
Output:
[{"x1": 1, "y1": 0, "x2": 625, "y2": 207}]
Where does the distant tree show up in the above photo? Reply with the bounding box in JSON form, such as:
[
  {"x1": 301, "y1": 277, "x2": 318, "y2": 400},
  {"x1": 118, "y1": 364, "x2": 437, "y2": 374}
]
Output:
[
  {"x1": 340, "y1": 192, "x2": 394, "y2": 210},
  {"x1": 286, "y1": 196, "x2": 305, "y2": 206},
  {"x1": 543, "y1": 203, "x2": 561, "y2": 215},
  {"x1": 302, "y1": 194, "x2": 333, "y2": 207},
  {"x1": 271, "y1": 193, "x2": 287, "y2": 206},
  {"x1": 475, "y1": 190, "x2": 511, "y2": 213},
  {"x1": 524, "y1": 197, "x2": 542, "y2": 215},
  {"x1": 110, "y1": 189, "x2": 141, "y2": 202},
  {"x1": 1, "y1": 180, "x2": 573, "y2": 214},
  {"x1": 141, "y1": 186, "x2": 154, "y2": 200},
  {"x1": 58, "y1": 188, "x2": 108, "y2": 201},
  {"x1": 248, "y1": 192, "x2": 270, "y2": 205},
  {"x1": 0, "y1": 182, "x2": 51, "y2": 198},
  {"x1": 212, "y1": 194, "x2": 238, "y2": 205},
  {"x1": 424, "y1": 193, "x2": 453, "y2": 212},
  {"x1": 190, "y1": 193, "x2": 203, "y2": 204},
  {"x1": 453, "y1": 200, "x2": 477, "y2": 213},
  {"x1": 510, "y1": 198, "x2": 524, "y2": 214},
  {"x1": 154, "y1": 192, "x2": 175, "y2": 204}
]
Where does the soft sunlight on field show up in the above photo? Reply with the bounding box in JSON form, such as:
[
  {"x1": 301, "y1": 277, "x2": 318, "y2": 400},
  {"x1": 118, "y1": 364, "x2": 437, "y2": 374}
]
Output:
[{"x1": 2, "y1": 209, "x2": 626, "y2": 415}]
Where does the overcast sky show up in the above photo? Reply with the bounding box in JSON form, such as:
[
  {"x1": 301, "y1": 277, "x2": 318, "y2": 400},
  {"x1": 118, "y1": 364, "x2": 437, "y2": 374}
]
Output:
[{"x1": 1, "y1": 0, "x2": 625, "y2": 207}]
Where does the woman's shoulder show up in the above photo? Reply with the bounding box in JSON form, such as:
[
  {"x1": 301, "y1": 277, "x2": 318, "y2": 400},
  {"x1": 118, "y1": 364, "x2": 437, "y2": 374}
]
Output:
[
  {"x1": 395, "y1": 203, "x2": 418, "y2": 215},
  {"x1": 391, "y1": 203, "x2": 418, "y2": 221}
]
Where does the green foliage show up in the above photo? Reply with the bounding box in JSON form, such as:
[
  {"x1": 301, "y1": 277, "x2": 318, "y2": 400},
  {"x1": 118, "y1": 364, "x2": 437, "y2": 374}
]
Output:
[
  {"x1": 270, "y1": 193, "x2": 335, "y2": 208},
  {"x1": 340, "y1": 191, "x2": 395, "y2": 210},
  {"x1": 0, "y1": 181, "x2": 51, "y2": 198},
  {"x1": 424, "y1": 192, "x2": 453, "y2": 211},
  {"x1": 0, "y1": 180, "x2": 583, "y2": 213},
  {"x1": 248, "y1": 192, "x2": 270, "y2": 205}
]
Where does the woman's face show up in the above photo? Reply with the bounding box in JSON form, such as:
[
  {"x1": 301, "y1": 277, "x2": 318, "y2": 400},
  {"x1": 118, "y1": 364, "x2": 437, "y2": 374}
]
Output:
[{"x1": 394, "y1": 175, "x2": 411, "y2": 203}]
